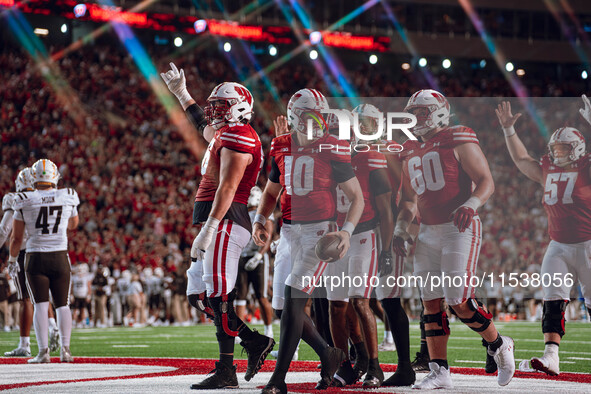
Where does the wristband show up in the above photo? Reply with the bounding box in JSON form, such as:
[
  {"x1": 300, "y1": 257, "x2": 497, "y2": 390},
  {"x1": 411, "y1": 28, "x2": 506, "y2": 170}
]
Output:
[
  {"x1": 204, "y1": 216, "x2": 220, "y2": 231},
  {"x1": 253, "y1": 252, "x2": 263, "y2": 260},
  {"x1": 254, "y1": 214, "x2": 267, "y2": 226},
  {"x1": 394, "y1": 219, "x2": 410, "y2": 235},
  {"x1": 461, "y1": 196, "x2": 482, "y2": 211},
  {"x1": 8, "y1": 255, "x2": 17, "y2": 264},
  {"x1": 502, "y1": 126, "x2": 516, "y2": 137},
  {"x1": 176, "y1": 90, "x2": 193, "y2": 108},
  {"x1": 341, "y1": 221, "x2": 355, "y2": 237}
]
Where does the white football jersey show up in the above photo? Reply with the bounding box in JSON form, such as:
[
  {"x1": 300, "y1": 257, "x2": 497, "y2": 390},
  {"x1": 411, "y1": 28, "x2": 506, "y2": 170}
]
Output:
[
  {"x1": 13, "y1": 188, "x2": 79, "y2": 252},
  {"x1": 0, "y1": 192, "x2": 28, "y2": 250},
  {"x1": 72, "y1": 274, "x2": 90, "y2": 298}
]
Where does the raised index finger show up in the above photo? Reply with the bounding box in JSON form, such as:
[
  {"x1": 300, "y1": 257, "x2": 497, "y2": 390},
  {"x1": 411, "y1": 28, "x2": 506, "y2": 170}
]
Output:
[{"x1": 169, "y1": 62, "x2": 179, "y2": 74}]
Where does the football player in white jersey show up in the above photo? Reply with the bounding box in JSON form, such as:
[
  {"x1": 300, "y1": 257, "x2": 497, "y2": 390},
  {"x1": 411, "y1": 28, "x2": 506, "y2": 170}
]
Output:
[{"x1": 8, "y1": 159, "x2": 79, "y2": 363}]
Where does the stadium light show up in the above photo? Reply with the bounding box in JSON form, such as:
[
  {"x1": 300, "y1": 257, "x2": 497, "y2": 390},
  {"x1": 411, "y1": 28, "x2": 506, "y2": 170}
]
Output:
[
  {"x1": 173, "y1": 37, "x2": 183, "y2": 47},
  {"x1": 418, "y1": 57, "x2": 427, "y2": 67},
  {"x1": 505, "y1": 62, "x2": 514, "y2": 72},
  {"x1": 309, "y1": 50, "x2": 318, "y2": 60},
  {"x1": 401, "y1": 62, "x2": 410, "y2": 70},
  {"x1": 33, "y1": 28, "x2": 49, "y2": 36},
  {"x1": 442, "y1": 58, "x2": 451, "y2": 69},
  {"x1": 479, "y1": 59, "x2": 486, "y2": 68},
  {"x1": 583, "y1": 70, "x2": 589, "y2": 80},
  {"x1": 268, "y1": 45, "x2": 277, "y2": 56},
  {"x1": 516, "y1": 68, "x2": 525, "y2": 77},
  {"x1": 61, "y1": 24, "x2": 68, "y2": 33},
  {"x1": 224, "y1": 42, "x2": 232, "y2": 52},
  {"x1": 369, "y1": 54, "x2": 378, "y2": 64}
]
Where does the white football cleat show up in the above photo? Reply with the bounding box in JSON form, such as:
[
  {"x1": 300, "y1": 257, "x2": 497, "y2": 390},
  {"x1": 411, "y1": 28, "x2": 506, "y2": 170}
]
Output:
[
  {"x1": 49, "y1": 327, "x2": 60, "y2": 352},
  {"x1": 489, "y1": 336, "x2": 515, "y2": 386},
  {"x1": 28, "y1": 348, "x2": 50, "y2": 364},
  {"x1": 411, "y1": 362, "x2": 453, "y2": 390},
  {"x1": 531, "y1": 352, "x2": 559, "y2": 376},
  {"x1": 378, "y1": 339, "x2": 396, "y2": 352},
  {"x1": 4, "y1": 347, "x2": 31, "y2": 357},
  {"x1": 60, "y1": 346, "x2": 74, "y2": 363}
]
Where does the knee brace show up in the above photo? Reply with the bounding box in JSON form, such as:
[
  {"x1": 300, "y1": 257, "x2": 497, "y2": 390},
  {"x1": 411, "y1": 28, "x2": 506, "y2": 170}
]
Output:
[
  {"x1": 454, "y1": 298, "x2": 492, "y2": 333},
  {"x1": 209, "y1": 290, "x2": 240, "y2": 338},
  {"x1": 542, "y1": 300, "x2": 568, "y2": 337},
  {"x1": 423, "y1": 311, "x2": 450, "y2": 337},
  {"x1": 188, "y1": 292, "x2": 214, "y2": 319}
]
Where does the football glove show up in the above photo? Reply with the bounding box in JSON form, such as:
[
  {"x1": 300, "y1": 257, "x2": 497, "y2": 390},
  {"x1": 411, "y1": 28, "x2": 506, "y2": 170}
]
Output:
[
  {"x1": 392, "y1": 220, "x2": 413, "y2": 257},
  {"x1": 191, "y1": 217, "x2": 220, "y2": 261},
  {"x1": 160, "y1": 62, "x2": 192, "y2": 107},
  {"x1": 580, "y1": 94, "x2": 591, "y2": 126},
  {"x1": 244, "y1": 252, "x2": 264, "y2": 271},
  {"x1": 450, "y1": 206, "x2": 476, "y2": 233},
  {"x1": 7, "y1": 255, "x2": 19, "y2": 279},
  {"x1": 378, "y1": 250, "x2": 393, "y2": 277}
]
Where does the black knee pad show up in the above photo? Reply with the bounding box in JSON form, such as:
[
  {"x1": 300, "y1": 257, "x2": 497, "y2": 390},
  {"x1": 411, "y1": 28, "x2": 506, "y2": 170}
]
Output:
[
  {"x1": 423, "y1": 311, "x2": 450, "y2": 337},
  {"x1": 188, "y1": 293, "x2": 214, "y2": 319},
  {"x1": 209, "y1": 291, "x2": 239, "y2": 338},
  {"x1": 542, "y1": 300, "x2": 568, "y2": 337},
  {"x1": 454, "y1": 298, "x2": 492, "y2": 333}
]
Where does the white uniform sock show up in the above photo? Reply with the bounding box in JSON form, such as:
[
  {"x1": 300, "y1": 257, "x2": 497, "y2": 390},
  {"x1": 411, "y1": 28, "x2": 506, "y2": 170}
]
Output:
[
  {"x1": 48, "y1": 317, "x2": 57, "y2": 331},
  {"x1": 264, "y1": 324, "x2": 273, "y2": 338},
  {"x1": 56, "y1": 306, "x2": 72, "y2": 347},
  {"x1": 19, "y1": 336, "x2": 30, "y2": 349},
  {"x1": 544, "y1": 343, "x2": 559, "y2": 355},
  {"x1": 33, "y1": 302, "x2": 49, "y2": 351},
  {"x1": 386, "y1": 330, "x2": 394, "y2": 343}
]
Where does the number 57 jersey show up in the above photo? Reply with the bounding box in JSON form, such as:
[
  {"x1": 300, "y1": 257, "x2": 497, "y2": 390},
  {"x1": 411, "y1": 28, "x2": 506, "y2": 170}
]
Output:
[
  {"x1": 270, "y1": 133, "x2": 351, "y2": 222},
  {"x1": 13, "y1": 188, "x2": 79, "y2": 252}
]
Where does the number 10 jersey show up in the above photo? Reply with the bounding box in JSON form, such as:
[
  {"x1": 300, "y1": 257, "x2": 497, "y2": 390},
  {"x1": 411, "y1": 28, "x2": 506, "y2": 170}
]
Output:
[{"x1": 13, "y1": 188, "x2": 79, "y2": 252}]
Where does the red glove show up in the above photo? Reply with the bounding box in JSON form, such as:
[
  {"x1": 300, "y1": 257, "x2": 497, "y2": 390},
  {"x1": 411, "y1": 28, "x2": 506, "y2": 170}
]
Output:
[{"x1": 450, "y1": 206, "x2": 476, "y2": 233}]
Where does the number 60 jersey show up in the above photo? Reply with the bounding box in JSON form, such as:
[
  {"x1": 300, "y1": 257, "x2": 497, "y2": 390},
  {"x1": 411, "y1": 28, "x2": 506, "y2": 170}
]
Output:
[
  {"x1": 270, "y1": 133, "x2": 351, "y2": 222},
  {"x1": 13, "y1": 188, "x2": 79, "y2": 252}
]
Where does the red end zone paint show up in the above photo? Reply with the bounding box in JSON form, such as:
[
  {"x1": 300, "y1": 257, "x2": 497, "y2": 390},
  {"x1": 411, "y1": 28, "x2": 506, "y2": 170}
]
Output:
[{"x1": 1, "y1": 358, "x2": 590, "y2": 391}]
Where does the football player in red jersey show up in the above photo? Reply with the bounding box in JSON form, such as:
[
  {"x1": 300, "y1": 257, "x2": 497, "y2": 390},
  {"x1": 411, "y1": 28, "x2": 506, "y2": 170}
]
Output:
[
  {"x1": 161, "y1": 63, "x2": 274, "y2": 390},
  {"x1": 324, "y1": 103, "x2": 394, "y2": 388},
  {"x1": 496, "y1": 99, "x2": 591, "y2": 376},
  {"x1": 252, "y1": 89, "x2": 365, "y2": 394},
  {"x1": 393, "y1": 90, "x2": 514, "y2": 389}
]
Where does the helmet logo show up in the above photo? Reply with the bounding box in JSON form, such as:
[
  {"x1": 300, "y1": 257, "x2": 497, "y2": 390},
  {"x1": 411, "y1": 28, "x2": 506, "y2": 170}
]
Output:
[{"x1": 234, "y1": 85, "x2": 252, "y2": 105}]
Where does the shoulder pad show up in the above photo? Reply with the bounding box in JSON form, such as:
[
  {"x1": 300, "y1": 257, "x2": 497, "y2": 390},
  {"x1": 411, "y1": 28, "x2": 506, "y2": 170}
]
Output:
[{"x1": 2, "y1": 193, "x2": 15, "y2": 212}]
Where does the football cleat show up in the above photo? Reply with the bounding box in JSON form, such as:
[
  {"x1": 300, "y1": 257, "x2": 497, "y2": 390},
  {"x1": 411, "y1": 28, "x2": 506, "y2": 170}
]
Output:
[
  {"x1": 60, "y1": 346, "x2": 74, "y2": 362},
  {"x1": 316, "y1": 347, "x2": 345, "y2": 389},
  {"x1": 377, "y1": 339, "x2": 397, "y2": 352},
  {"x1": 411, "y1": 351, "x2": 430, "y2": 372},
  {"x1": 483, "y1": 338, "x2": 497, "y2": 373},
  {"x1": 488, "y1": 336, "x2": 515, "y2": 386},
  {"x1": 382, "y1": 362, "x2": 416, "y2": 386},
  {"x1": 49, "y1": 327, "x2": 60, "y2": 352},
  {"x1": 531, "y1": 352, "x2": 560, "y2": 376},
  {"x1": 331, "y1": 360, "x2": 357, "y2": 387},
  {"x1": 28, "y1": 348, "x2": 50, "y2": 364},
  {"x1": 261, "y1": 381, "x2": 287, "y2": 394},
  {"x1": 362, "y1": 363, "x2": 384, "y2": 388},
  {"x1": 412, "y1": 362, "x2": 453, "y2": 390},
  {"x1": 352, "y1": 347, "x2": 369, "y2": 381},
  {"x1": 4, "y1": 347, "x2": 31, "y2": 357},
  {"x1": 240, "y1": 330, "x2": 275, "y2": 381},
  {"x1": 190, "y1": 362, "x2": 238, "y2": 390}
]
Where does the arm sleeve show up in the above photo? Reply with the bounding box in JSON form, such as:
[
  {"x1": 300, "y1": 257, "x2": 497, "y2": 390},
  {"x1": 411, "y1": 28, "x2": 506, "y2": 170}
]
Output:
[
  {"x1": 185, "y1": 103, "x2": 208, "y2": 134},
  {"x1": 269, "y1": 157, "x2": 281, "y2": 183},
  {"x1": 0, "y1": 211, "x2": 14, "y2": 247},
  {"x1": 331, "y1": 160, "x2": 355, "y2": 184},
  {"x1": 369, "y1": 168, "x2": 392, "y2": 196}
]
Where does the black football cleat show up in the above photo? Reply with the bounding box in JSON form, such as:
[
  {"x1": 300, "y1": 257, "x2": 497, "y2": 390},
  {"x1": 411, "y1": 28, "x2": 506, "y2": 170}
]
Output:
[
  {"x1": 316, "y1": 347, "x2": 345, "y2": 389},
  {"x1": 261, "y1": 381, "x2": 287, "y2": 394},
  {"x1": 382, "y1": 362, "x2": 416, "y2": 386},
  {"x1": 352, "y1": 347, "x2": 369, "y2": 380},
  {"x1": 331, "y1": 360, "x2": 358, "y2": 387},
  {"x1": 190, "y1": 361, "x2": 238, "y2": 390},
  {"x1": 240, "y1": 330, "x2": 275, "y2": 381},
  {"x1": 411, "y1": 351, "x2": 430, "y2": 372},
  {"x1": 483, "y1": 338, "x2": 498, "y2": 374},
  {"x1": 362, "y1": 363, "x2": 384, "y2": 388}
]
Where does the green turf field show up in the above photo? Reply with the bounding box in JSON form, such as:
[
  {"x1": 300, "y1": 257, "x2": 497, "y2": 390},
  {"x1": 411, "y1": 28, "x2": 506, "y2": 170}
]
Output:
[{"x1": 1, "y1": 321, "x2": 589, "y2": 373}]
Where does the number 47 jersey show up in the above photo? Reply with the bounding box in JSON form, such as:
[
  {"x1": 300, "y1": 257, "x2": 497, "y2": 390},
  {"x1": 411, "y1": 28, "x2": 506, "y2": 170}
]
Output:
[{"x1": 13, "y1": 188, "x2": 79, "y2": 252}]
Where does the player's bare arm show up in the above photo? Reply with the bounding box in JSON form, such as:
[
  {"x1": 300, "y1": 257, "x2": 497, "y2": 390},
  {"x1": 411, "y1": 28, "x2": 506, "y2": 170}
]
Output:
[
  {"x1": 329, "y1": 176, "x2": 364, "y2": 259},
  {"x1": 253, "y1": 180, "x2": 282, "y2": 246},
  {"x1": 210, "y1": 147, "x2": 253, "y2": 220},
  {"x1": 372, "y1": 168, "x2": 394, "y2": 275},
  {"x1": 385, "y1": 154, "x2": 402, "y2": 218},
  {"x1": 392, "y1": 173, "x2": 417, "y2": 257},
  {"x1": 68, "y1": 215, "x2": 79, "y2": 230},
  {"x1": 8, "y1": 219, "x2": 25, "y2": 259},
  {"x1": 495, "y1": 101, "x2": 542, "y2": 183}
]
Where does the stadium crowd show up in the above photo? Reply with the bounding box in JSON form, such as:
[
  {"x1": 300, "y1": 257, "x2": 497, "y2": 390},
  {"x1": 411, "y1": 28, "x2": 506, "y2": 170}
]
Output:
[{"x1": 0, "y1": 35, "x2": 589, "y2": 330}]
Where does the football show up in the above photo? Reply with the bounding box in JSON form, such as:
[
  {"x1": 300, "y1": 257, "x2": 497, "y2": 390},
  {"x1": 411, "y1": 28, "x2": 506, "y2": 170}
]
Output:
[{"x1": 315, "y1": 233, "x2": 342, "y2": 262}]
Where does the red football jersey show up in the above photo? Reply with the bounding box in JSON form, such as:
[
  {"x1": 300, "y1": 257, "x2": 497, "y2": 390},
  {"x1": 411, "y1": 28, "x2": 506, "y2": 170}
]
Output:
[
  {"x1": 336, "y1": 151, "x2": 387, "y2": 226},
  {"x1": 270, "y1": 133, "x2": 351, "y2": 222},
  {"x1": 195, "y1": 124, "x2": 263, "y2": 205},
  {"x1": 540, "y1": 154, "x2": 591, "y2": 243},
  {"x1": 399, "y1": 126, "x2": 478, "y2": 225}
]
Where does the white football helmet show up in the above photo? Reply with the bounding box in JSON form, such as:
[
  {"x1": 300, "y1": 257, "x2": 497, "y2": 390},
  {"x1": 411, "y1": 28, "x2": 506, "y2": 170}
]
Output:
[
  {"x1": 154, "y1": 267, "x2": 164, "y2": 278},
  {"x1": 404, "y1": 89, "x2": 451, "y2": 136},
  {"x1": 248, "y1": 186, "x2": 262, "y2": 208},
  {"x1": 77, "y1": 263, "x2": 89, "y2": 275},
  {"x1": 548, "y1": 127, "x2": 586, "y2": 166},
  {"x1": 287, "y1": 88, "x2": 329, "y2": 139},
  {"x1": 205, "y1": 82, "x2": 254, "y2": 129},
  {"x1": 143, "y1": 267, "x2": 153, "y2": 278},
  {"x1": 31, "y1": 159, "x2": 60, "y2": 186},
  {"x1": 121, "y1": 270, "x2": 132, "y2": 281},
  {"x1": 352, "y1": 103, "x2": 384, "y2": 142},
  {"x1": 15, "y1": 167, "x2": 34, "y2": 192}
]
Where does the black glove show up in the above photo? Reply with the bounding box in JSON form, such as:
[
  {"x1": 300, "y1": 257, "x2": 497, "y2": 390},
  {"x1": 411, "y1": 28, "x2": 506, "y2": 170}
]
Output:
[{"x1": 378, "y1": 250, "x2": 393, "y2": 277}]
